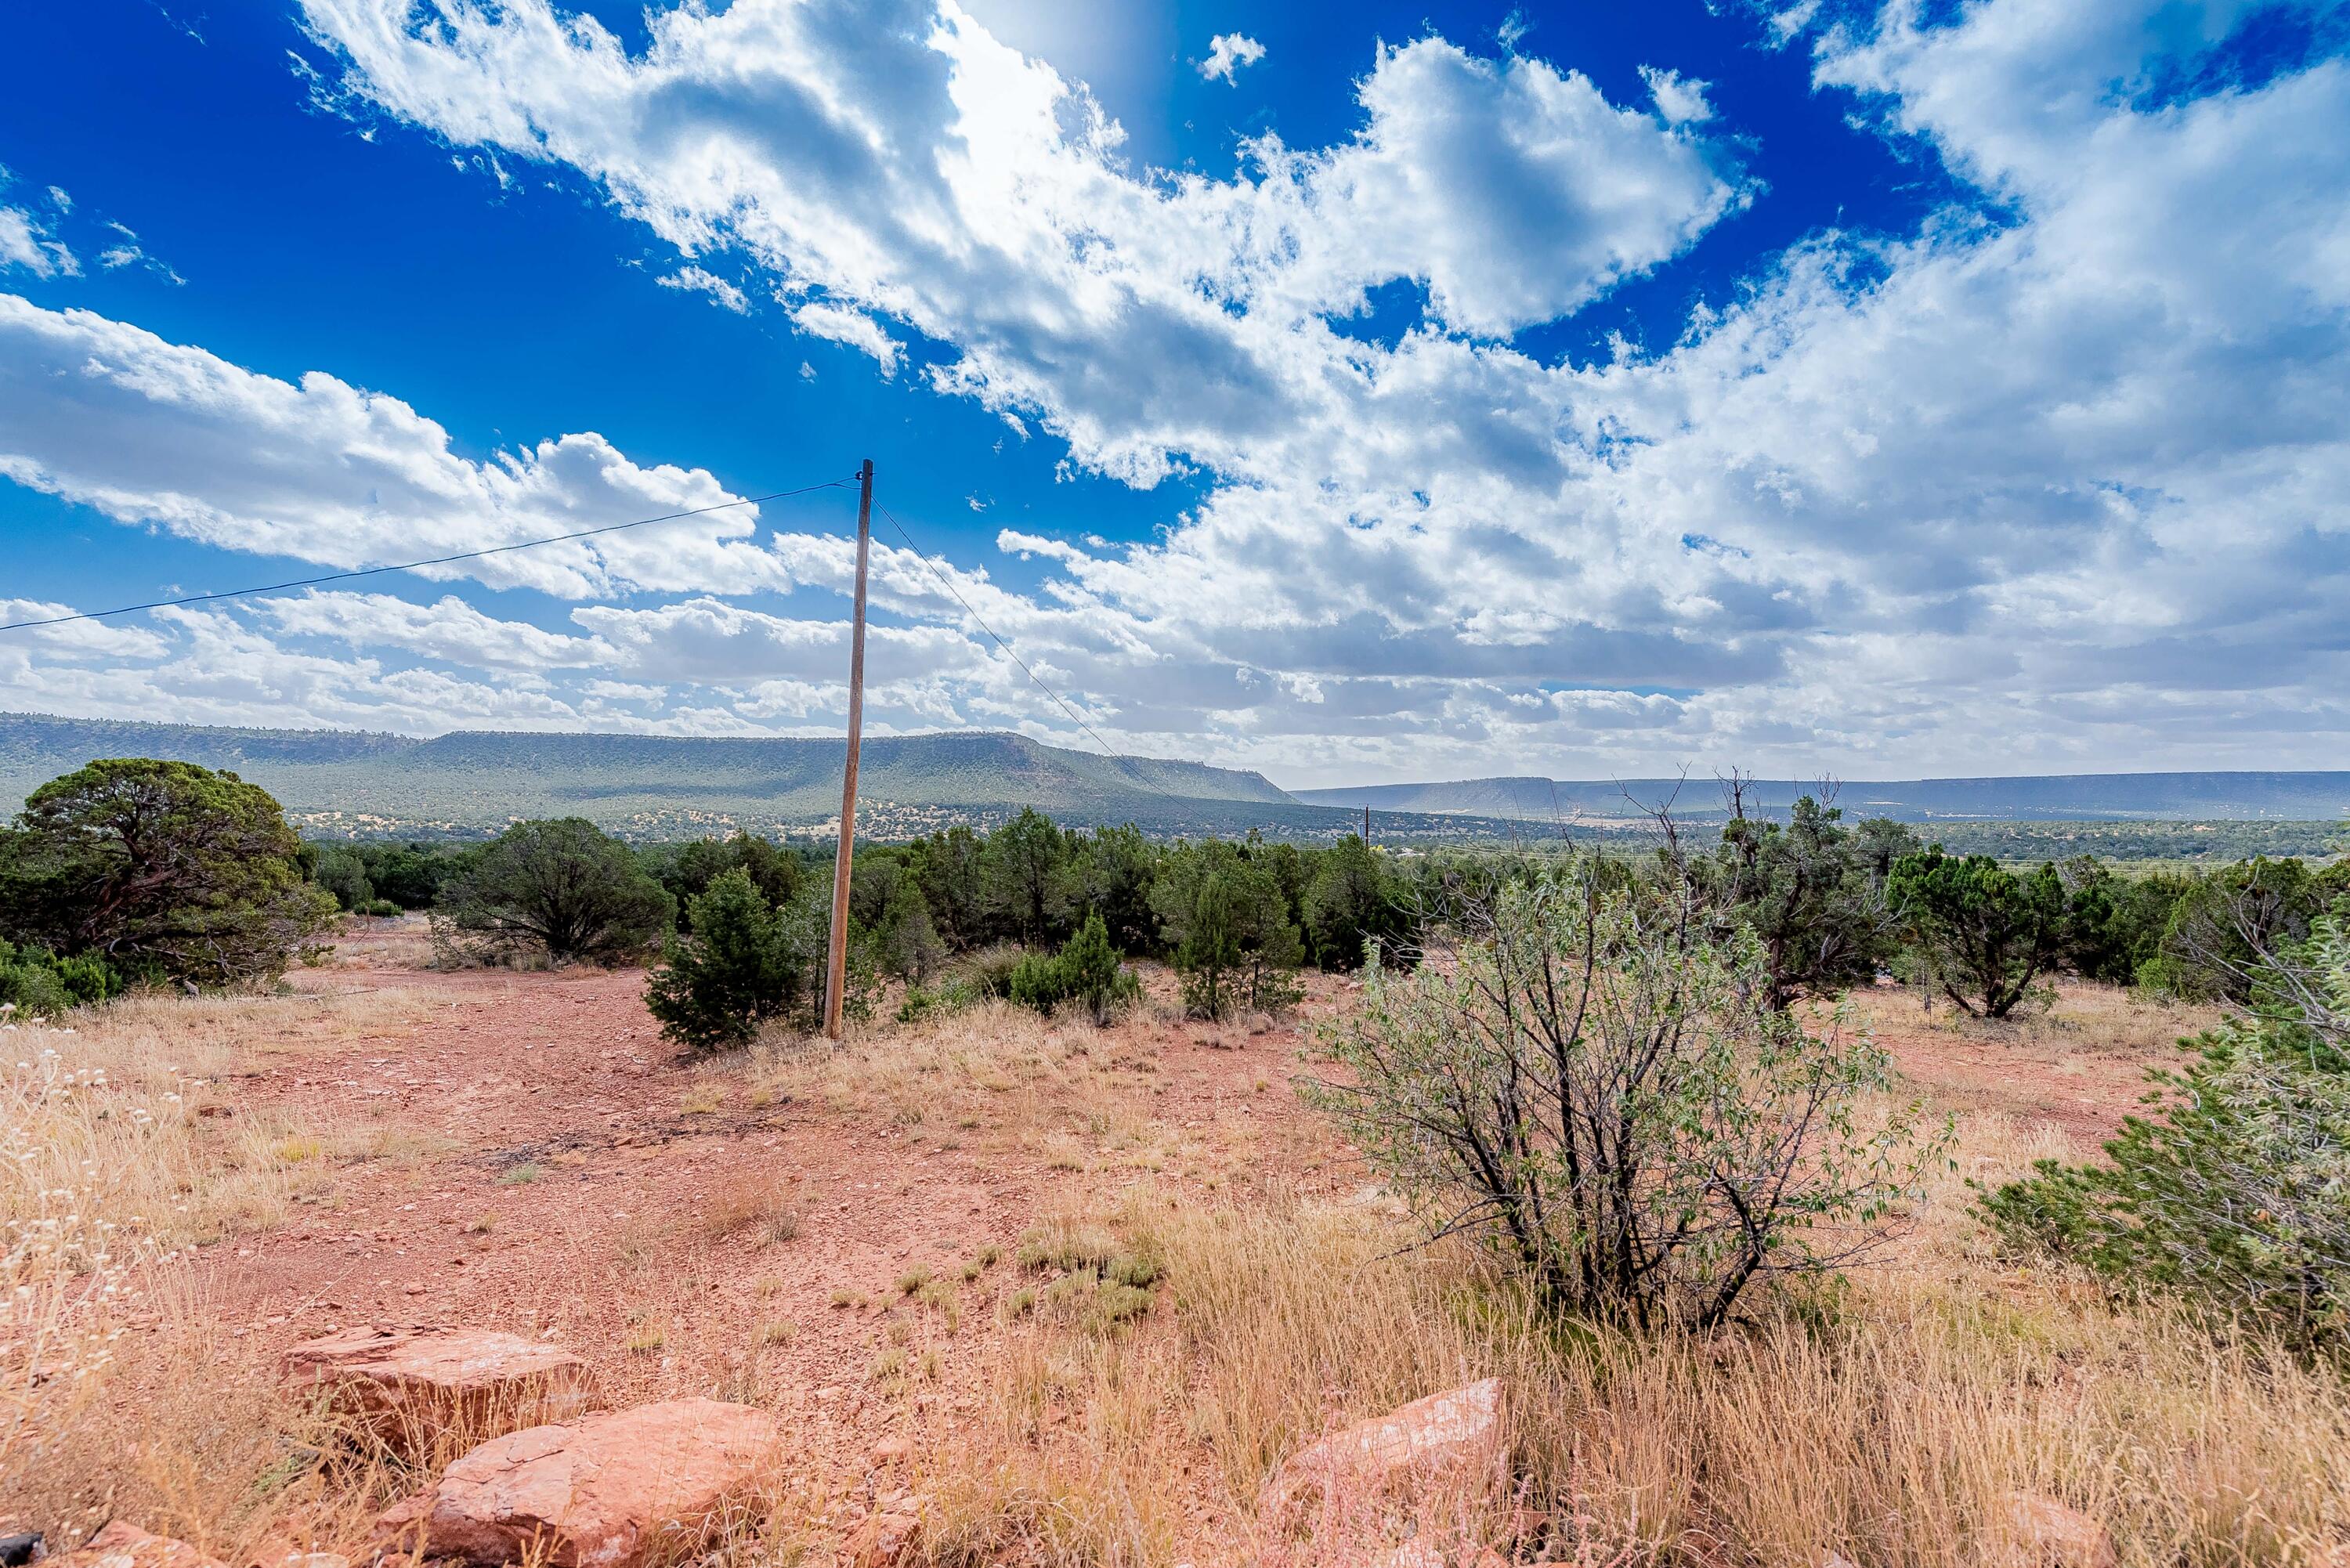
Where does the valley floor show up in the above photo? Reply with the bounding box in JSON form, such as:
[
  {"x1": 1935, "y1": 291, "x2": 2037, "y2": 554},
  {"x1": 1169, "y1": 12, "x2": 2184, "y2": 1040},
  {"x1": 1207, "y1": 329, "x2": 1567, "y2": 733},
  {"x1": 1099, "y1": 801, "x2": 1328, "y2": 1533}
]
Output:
[{"x1": 12, "y1": 920, "x2": 2346, "y2": 1566}]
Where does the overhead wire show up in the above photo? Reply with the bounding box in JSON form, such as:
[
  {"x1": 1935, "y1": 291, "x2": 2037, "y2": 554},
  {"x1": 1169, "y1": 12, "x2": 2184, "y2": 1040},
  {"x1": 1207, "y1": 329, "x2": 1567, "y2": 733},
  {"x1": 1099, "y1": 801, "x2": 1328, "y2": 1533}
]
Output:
[{"x1": 0, "y1": 477, "x2": 858, "y2": 634}]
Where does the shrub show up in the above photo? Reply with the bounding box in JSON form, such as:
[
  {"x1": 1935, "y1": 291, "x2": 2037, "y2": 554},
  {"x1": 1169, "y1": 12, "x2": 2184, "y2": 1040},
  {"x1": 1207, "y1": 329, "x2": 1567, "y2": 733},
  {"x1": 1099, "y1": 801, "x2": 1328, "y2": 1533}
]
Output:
[
  {"x1": 1307, "y1": 860, "x2": 1947, "y2": 1329},
  {"x1": 1153, "y1": 843, "x2": 1304, "y2": 1021},
  {"x1": 1006, "y1": 914, "x2": 1141, "y2": 1024},
  {"x1": 1699, "y1": 793, "x2": 1915, "y2": 1009},
  {"x1": 1982, "y1": 914, "x2": 2350, "y2": 1347},
  {"x1": 311, "y1": 844, "x2": 374, "y2": 912},
  {"x1": 1888, "y1": 848, "x2": 2078, "y2": 1017},
  {"x1": 2138, "y1": 858, "x2": 2348, "y2": 1002},
  {"x1": 644, "y1": 869, "x2": 823, "y2": 1053},
  {"x1": 431, "y1": 818, "x2": 672, "y2": 966},
  {"x1": 0, "y1": 758, "x2": 334, "y2": 988},
  {"x1": 0, "y1": 941, "x2": 123, "y2": 1017}
]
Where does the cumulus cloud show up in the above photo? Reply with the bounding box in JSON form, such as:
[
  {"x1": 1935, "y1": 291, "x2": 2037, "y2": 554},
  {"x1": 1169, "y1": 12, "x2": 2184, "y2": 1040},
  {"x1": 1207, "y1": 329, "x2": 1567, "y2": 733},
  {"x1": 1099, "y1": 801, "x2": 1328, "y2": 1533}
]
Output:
[
  {"x1": 1198, "y1": 33, "x2": 1265, "y2": 84},
  {"x1": 3, "y1": 1, "x2": 2344, "y2": 782},
  {"x1": 0, "y1": 293, "x2": 824, "y2": 598}
]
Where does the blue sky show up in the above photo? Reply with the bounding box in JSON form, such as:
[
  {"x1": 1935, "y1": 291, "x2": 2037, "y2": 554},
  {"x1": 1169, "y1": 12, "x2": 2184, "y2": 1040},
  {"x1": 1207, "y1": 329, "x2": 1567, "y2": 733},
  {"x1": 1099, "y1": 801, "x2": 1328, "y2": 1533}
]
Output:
[{"x1": 1, "y1": 0, "x2": 2345, "y2": 787}]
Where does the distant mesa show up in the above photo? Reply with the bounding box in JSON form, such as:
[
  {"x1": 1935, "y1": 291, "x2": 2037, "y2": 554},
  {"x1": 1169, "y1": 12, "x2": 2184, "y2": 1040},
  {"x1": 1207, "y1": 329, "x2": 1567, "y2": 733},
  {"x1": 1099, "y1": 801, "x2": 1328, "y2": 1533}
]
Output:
[
  {"x1": 1293, "y1": 771, "x2": 2350, "y2": 826},
  {"x1": 3, "y1": 714, "x2": 2341, "y2": 844}
]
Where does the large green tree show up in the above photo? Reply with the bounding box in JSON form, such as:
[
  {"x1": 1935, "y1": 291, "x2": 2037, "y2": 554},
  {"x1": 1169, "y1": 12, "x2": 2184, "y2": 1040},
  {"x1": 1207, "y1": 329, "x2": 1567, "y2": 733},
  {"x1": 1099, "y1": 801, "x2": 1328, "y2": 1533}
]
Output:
[
  {"x1": 0, "y1": 758, "x2": 334, "y2": 988},
  {"x1": 432, "y1": 818, "x2": 672, "y2": 965},
  {"x1": 982, "y1": 807, "x2": 1070, "y2": 943},
  {"x1": 1302, "y1": 833, "x2": 1405, "y2": 972}
]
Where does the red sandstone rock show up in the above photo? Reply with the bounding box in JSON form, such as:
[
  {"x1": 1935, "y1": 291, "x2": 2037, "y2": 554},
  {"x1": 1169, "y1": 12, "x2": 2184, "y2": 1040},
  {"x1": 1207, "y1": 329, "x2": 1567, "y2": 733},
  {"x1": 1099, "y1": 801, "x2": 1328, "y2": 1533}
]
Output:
[
  {"x1": 2001, "y1": 1492, "x2": 2117, "y2": 1568},
  {"x1": 838, "y1": 1512, "x2": 919, "y2": 1568},
  {"x1": 1265, "y1": 1378, "x2": 1508, "y2": 1517},
  {"x1": 48, "y1": 1523, "x2": 225, "y2": 1568},
  {"x1": 283, "y1": 1326, "x2": 585, "y2": 1451},
  {"x1": 372, "y1": 1399, "x2": 781, "y2": 1567}
]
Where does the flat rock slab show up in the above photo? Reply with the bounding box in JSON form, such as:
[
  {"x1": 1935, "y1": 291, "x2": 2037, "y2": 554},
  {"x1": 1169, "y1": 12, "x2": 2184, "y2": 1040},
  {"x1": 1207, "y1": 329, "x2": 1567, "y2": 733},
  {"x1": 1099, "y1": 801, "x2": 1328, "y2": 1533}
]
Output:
[
  {"x1": 49, "y1": 1523, "x2": 227, "y2": 1568},
  {"x1": 284, "y1": 1326, "x2": 585, "y2": 1449},
  {"x1": 374, "y1": 1398, "x2": 782, "y2": 1568},
  {"x1": 1266, "y1": 1378, "x2": 1508, "y2": 1518}
]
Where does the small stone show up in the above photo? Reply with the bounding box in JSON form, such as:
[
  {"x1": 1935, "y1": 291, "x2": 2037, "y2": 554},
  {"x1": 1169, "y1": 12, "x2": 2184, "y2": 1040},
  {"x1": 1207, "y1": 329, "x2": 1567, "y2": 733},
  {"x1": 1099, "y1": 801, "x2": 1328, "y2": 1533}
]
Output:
[
  {"x1": 45, "y1": 1523, "x2": 225, "y2": 1568},
  {"x1": 839, "y1": 1512, "x2": 918, "y2": 1568},
  {"x1": 870, "y1": 1436, "x2": 911, "y2": 1465},
  {"x1": 2001, "y1": 1492, "x2": 2116, "y2": 1568}
]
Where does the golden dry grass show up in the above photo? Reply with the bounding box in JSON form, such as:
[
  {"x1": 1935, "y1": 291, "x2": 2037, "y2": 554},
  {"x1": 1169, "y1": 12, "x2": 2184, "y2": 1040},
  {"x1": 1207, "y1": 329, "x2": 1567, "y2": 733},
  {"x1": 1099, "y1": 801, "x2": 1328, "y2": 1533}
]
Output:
[
  {"x1": 910, "y1": 1108, "x2": 2350, "y2": 1568},
  {"x1": 1844, "y1": 976, "x2": 2225, "y2": 1060},
  {"x1": 14, "y1": 974, "x2": 2349, "y2": 1568},
  {"x1": 2, "y1": 985, "x2": 435, "y2": 1541}
]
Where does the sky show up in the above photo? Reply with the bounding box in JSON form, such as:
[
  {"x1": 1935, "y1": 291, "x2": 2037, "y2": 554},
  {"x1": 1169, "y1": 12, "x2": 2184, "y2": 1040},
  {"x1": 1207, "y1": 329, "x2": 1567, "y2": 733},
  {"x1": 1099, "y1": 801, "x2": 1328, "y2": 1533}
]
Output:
[{"x1": 0, "y1": 1, "x2": 2345, "y2": 789}]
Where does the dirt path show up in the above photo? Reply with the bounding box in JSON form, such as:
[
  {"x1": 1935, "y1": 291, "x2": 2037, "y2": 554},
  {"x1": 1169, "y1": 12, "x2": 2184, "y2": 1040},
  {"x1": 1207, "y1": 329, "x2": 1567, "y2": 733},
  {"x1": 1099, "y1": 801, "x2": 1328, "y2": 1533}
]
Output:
[{"x1": 198, "y1": 938, "x2": 1348, "y2": 1507}]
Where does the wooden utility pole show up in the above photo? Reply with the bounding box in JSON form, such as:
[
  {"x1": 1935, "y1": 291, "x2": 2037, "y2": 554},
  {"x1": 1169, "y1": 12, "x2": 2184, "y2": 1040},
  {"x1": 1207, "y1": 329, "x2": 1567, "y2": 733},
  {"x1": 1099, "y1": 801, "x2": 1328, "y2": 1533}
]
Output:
[{"x1": 822, "y1": 458, "x2": 874, "y2": 1042}]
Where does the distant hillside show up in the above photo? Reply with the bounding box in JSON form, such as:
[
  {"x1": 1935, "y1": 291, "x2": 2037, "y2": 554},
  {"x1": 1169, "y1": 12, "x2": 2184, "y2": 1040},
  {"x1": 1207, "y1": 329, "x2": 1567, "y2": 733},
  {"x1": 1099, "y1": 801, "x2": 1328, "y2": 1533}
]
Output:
[
  {"x1": 1297, "y1": 771, "x2": 2350, "y2": 824},
  {"x1": 0, "y1": 713, "x2": 1383, "y2": 841}
]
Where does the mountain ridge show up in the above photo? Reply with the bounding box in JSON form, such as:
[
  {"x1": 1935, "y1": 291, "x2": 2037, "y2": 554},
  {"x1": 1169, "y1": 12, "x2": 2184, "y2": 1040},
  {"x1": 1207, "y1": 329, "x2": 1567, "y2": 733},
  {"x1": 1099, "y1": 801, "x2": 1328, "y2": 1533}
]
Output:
[
  {"x1": 0, "y1": 713, "x2": 1303, "y2": 837},
  {"x1": 1294, "y1": 771, "x2": 2350, "y2": 823}
]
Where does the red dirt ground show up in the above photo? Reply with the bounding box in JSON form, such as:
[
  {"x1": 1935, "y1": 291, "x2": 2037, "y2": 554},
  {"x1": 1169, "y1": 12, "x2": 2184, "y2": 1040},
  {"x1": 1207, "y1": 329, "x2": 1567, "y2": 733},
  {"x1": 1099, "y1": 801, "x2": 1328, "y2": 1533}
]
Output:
[{"x1": 174, "y1": 929, "x2": 2190, "y2": 1552}]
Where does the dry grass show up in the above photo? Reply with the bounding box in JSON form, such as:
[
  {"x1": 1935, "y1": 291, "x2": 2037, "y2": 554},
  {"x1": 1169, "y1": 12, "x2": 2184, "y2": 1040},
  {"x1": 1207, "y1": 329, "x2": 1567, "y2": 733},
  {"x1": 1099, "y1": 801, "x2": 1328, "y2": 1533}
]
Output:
[
  {"x1": 912, "y1": 1120, "x2": 2350, "y2": 1568},
  {"x1": 17, "y1": 1270, "x2": 595, "y2": 1560},
  {"x1": 57, "y1": 983, "x2": 440, "y2": 1080},
  {"x1": 1844, "y1": 977, "x2": 2225, "y2": 1060},
  {"x1": 697, "y1": 1172, "x2": 806, "y2": 1246},
  {"x1": 1, "y1": 987, "x2": 421, "y2": 1537}
]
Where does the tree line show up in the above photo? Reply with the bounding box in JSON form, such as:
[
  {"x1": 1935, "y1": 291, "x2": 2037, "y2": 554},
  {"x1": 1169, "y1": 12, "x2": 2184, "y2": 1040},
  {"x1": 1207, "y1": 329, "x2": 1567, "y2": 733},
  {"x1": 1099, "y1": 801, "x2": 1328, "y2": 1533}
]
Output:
[
  {"x1": 5, "y1": 757, "x2": 2343, "y2": 1033},
  {"x1": 5, "y1": 755, "x2": 2348, "y2": 1342}
]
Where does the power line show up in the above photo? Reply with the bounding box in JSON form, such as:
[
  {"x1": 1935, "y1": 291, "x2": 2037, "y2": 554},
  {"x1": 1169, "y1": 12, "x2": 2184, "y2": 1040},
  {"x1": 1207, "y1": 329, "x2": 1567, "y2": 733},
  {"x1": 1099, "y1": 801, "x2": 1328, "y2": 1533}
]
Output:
[
  {"x1": 876, "y1": 500, "x2": 1198, "y2": 807},
  {"x1": 0, "y1": 477, "x2": 858, "y2": 634}
]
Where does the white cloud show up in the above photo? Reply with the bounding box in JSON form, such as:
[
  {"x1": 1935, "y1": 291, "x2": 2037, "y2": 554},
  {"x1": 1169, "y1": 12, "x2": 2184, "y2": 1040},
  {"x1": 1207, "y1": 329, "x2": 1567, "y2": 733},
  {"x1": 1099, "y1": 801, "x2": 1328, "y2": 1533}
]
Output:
[
  {"x1": 3, "y1": 1, "x2": 2344, "y2": 782},
  {"x1": 1640, "y1": 66, "x2": 1713, "y2": 125},
  {"x1": 789, "y1": 301, "x2": 903, "y2": 375},
  {"x1": 1198, "y1": 33, "x2": 1265, "y2": 85},
  {"x1": 0, "y1": 293, "x2": 814, "y2": 599},
  {"x1": 94, "y1": 224, "x2": 187, "y2": 286},
  {"x1": 0, "y1": 207, "x2": 78, "y2": 279},
  {"x1": 659, "y1": 265, "x2": 748, "y2": 311}
]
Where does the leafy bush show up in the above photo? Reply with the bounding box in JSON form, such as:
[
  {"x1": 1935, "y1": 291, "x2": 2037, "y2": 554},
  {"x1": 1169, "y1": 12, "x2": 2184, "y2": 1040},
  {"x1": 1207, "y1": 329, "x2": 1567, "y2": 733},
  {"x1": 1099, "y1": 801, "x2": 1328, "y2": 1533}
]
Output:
[
  {"x1": 651, "y1": 831, "x2": 808, "y2": 933},
  {"x1": 312, "y1": 844, "x2": 374, "y2": 912},
  {"x1": 645, "y1": 868, "x2": 822, "y2": 1052},
  {"x1": 1307, "y1": 860, "x2": 1947, "y2": 1329},
  {"x1": 1981, "y1": 915, "x2": 2350, "y2": 1346},
  {"x1": 431, "y1": 818, "x2": 672, "y2": 966},
  {"x1": 1006, "y1": 914, "x2": 1141, "y2": 1024},
  {"x1": 2136, "y1": 857, "x2": 2348, "y2": 1002},
  {"x1": 0, "y1": 939, "x2": 123, "y2": 1017},
  {"x1": 0, "y1": 758, "x2": 334, "y2": 988}
]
